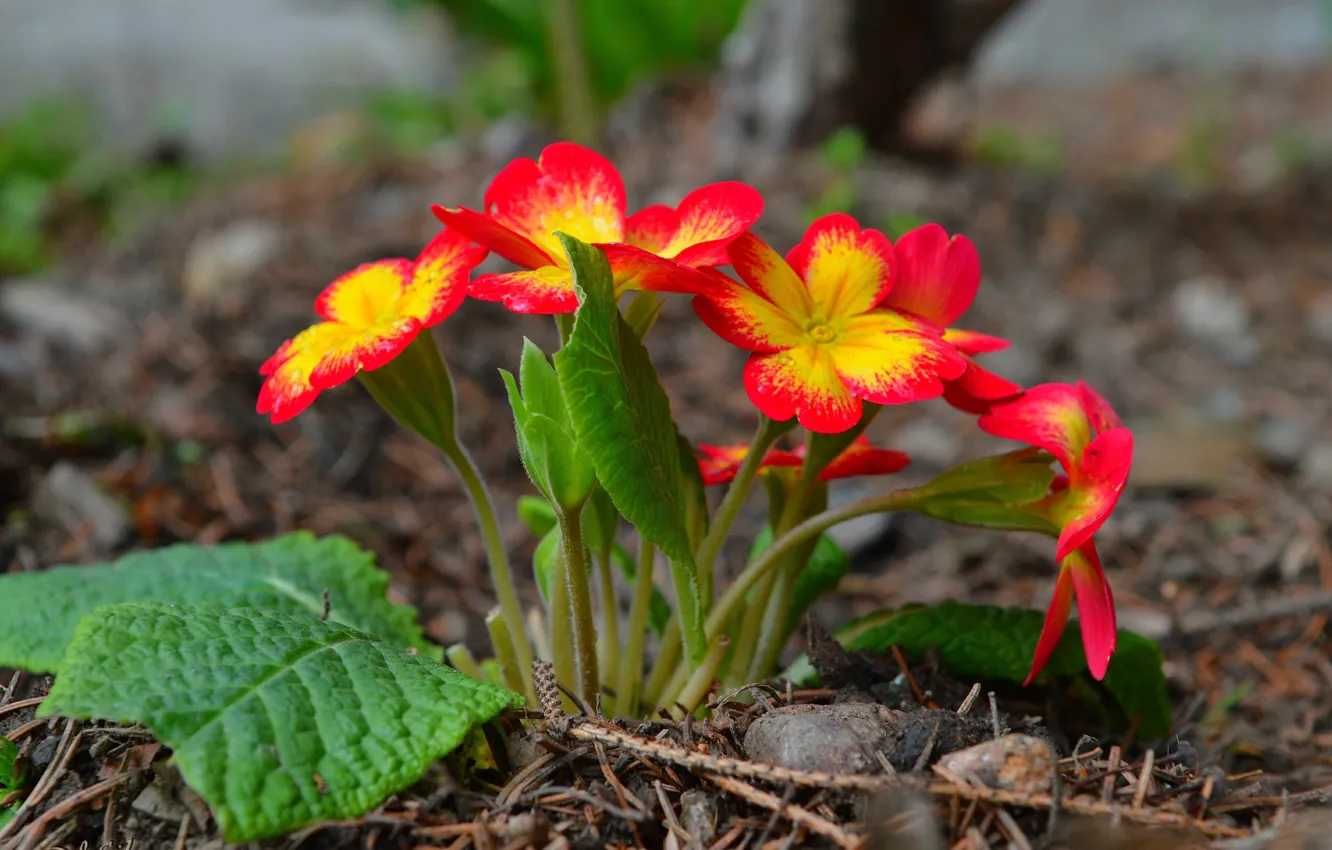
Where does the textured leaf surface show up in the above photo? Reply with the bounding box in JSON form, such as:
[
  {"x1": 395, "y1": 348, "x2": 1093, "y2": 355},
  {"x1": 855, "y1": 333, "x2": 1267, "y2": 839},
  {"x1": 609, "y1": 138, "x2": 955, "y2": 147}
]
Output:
[
  {"x1": 552, "y1": 234, "x2": 703, "y2": 658},
  {"x1": 40, "y1": 604, "x2": 521, "y2": 842},
  {"x1": 0, "y1": 532, "x2": 435, "y2": 673},
  {"x1": 840, "y1": 602, "x2": 1171, "y2": 738}
]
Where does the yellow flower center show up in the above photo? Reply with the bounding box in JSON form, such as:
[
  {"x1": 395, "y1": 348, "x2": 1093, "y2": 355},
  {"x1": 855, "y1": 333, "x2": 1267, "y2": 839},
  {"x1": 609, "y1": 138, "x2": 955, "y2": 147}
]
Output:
[{"x1": 806, "y1": 322, "x2": 838, "y2": 344}]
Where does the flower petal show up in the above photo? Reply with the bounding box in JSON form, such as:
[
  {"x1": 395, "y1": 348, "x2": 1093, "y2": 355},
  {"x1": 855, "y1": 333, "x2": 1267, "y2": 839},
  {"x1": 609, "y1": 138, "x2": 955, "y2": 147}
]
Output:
[
  {"x1": 431, "y1": 205, "x2": 554, "y2": 270},
  {"x1": 309, "y1": 319, "x2": 421, "y2": 390},
  {"x1": 883, "y1": 223, "x2": 980, "y2": 326},
  {"x1": 627, "y1": 182, "x2": 764, "y2": 268},
  {"x1": 978, "y1": 383, "x2": 1097, "y2": 472},
  {"x1": 315, "y1": 260, "x2": 413, "y2": 326},
  {"x1": 941, "y1": 358, "x2": 1023, "y2": 415},
  {"x1": 1068, "y1": 541, "x2": 1117, "y2": 680},
  {"x1": 1079, "y1": 380, "x2": 1122, "y2": 432},
  {"x1": 395, "y1": 229, "x2": 489, "y2": 328},
  {"x1": 814, "y1": 437, "x2": 911, "y2": 481},
  {"x1": 1024, "y1": 559, "x2": 1074, "y2": 685},
  {"x1": 785, "y1": 213, "x2": 894, "y2": 319},
  {"x1": 601, "y1": 244, "x2": 718, "y2": 296},
  {"x1": 743, "y1": 346, "x2": 861, "y2": 433},
  {"x1": 943, "y1": 328, "x2": 1009, "y2": 356},
  {"x1": 469, "y1": 266, "x2": 578, "y2": 315},
  {"x1": 691, "y1": 270, "x2": 806, "y2": 353},
  {"x1": 1049, "y1": 427, "x2": 1133, "y2": 562},
  {"x1": 727, "y1": 230, "x2": 814, "y2": 320},
  {"x1": 698, "y1": 443, "x2": 800, "y2": 486},
  {"x1": 830, "y1": 315, "x2": 967, "y2": 405},
  {"x1": 483, "y1": 142, "x2": 626, "y2": 258},
  {"x1": 258, "y1": 322, "x2": 400, "y2": 423}
]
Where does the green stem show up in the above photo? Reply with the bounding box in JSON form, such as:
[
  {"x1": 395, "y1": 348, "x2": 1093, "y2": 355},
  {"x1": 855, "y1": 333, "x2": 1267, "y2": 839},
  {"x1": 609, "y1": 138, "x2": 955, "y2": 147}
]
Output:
[
  {"x1": 485, "y1": 609, "x2": 525, "y2": 696},
  {"x1": 596, "y1": 545, "x2": 620, "y2": 686},
  {"x1": 642, "y1": 614, "x2": 681, "y2": 710},
  {"x1": 617, "y1": 540, "x2": 656, "y2": 717},
  {"x1": 749, "y1": 565, "x2": 796, "y2": 682},
  {"x1": 669, "y1": 635, "x2": 730, "y2": 719},
  {"x1": 548, "y1": 548, "x2": 577, "y2": 712},
  {"x1": 558, "y1": 508, "x2": 600, "y2": 707},
  {"x1": 694, "y1": 417, "x2": 784, "y2": 604},
  {"x1": 444, "y1": 439, "x2": 535, "y2": 704},
  {"x1": 445, "y1": 643, "x2": 481, "y2": 680}
]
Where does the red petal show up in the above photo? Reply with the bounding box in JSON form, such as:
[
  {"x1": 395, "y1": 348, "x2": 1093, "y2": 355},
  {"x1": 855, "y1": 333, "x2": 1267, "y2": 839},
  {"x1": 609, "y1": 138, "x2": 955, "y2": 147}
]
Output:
[
  {"x1": 1079, "y1": 380, "x2": 1122, "y2": 432},
  {"x1": 942, "y1": 358, "x2": 1023, "y2": 415},
  {"x1": 690, "y1": 270, "x2": 806, "y2": 354},
  {"x1": 431, "y1": 205, "x2": 553, "y2": 270},
  {"x1": 815, "y1": 437, "x2": 911, "y2": 480},
  {"x1": 830, "y1": 317, "x2": 967, "y2": 405},
  {"x1": 469, "y1": 267, "x2": 578, "y2": 314},
  {"x1": 483, "y1": 142, "x2": 626, "y2": 258},
  {"x1": 978, "y1": 383, "x2": 1095, "y2": 472},
  {"x1": 601, "y1": 243, "x2": 718, "y2": 296},
  {"x1": 785, "y1": 213, "x2": 895, "y2": 318},
  {"x1": 1051, "y1": 427, "x2": 1133, "y2": 562},
  {"x1": 942, "y1": 328, "x2": 1009, "y2": 356},
  {"x1": 1068, "y1": 541, "x2": 1117, "y2": 680},
  {"x1": 397, "y1": 229, "x2": 489, "y2": 328},
  {"x1": 884, "y1": 223, "x2": 981, "y2": 327},
  {"x1": 697, "y1": 443, "x2": 801, "y2": 486},
  {"x1": 1024, "y1": 562, "x2": 1074, "y2": 685},
  {"x1": 743, "y1": 347, "x2": 862, "y2": 434},
  {"x1": 627, "y1": 182, "x2": 764, "y2": 268}
]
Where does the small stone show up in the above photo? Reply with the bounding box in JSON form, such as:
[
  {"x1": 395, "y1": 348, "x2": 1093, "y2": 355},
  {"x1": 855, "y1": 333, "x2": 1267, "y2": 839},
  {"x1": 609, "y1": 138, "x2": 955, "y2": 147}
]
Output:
[
  {"x1": 743, "y1": 703, "x2": 903, "y2": 775},
  {"x1": 823, "y1": 483, "x2": 897, "y2": 558},
  {"x1": 1253, "y1": 418, "x2": 1311, "y2": 471},
  {"x1": 32, "y1": 462, "x2": 130, "y2": 551},
  {"x1": 1173, "y1": 276, "x2": 1250, "y2": 342},
  {"x1": 937, "y1": 733, "x2": 1055, "y2": 795},
  {"x1": 1301, "y1": 443, "x2": 1332, "y2": 491},
  {"x1": 181, "y1": 219, "x2": 282, "y2": 317},
  {"x1": 132, "y1": 781, "x2": 190, "y2": 822},
  {"x1": 679, "y1": 789, "x2": 718, "y2": 845}
]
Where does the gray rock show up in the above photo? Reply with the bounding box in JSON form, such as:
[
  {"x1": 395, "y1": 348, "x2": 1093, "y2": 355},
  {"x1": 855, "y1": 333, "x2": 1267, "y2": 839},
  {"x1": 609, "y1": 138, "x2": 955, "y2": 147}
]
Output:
[
  {"x1": 1300, "y1": 443, "x2": 1332, "y2": 491},
  {"x1": 181, "y1": 219, "x2": 283, "y2": 317},
  {"x1": 1172, "y1": 276, "x2": 1250, "y2": 342},
  {"x1": 744, "y1": 703, "x2": 903, "y2": 775},
  {"x1": 0, "y1": 280, "x2": 125, "y2": 352},
  {"x1": 1308, "y1": 292, "x2": 1332, "y2": 346},
  {"x1": 937, "y1": 734, "x2": 1055, "y2": 795},
  {"x1": 893, "y1": 418, "x2": 962, "y2": 469},
  {"x1": 32, "y1": 462, "x2": 130, "y2": 551},
  {"x1": 132, "y1": 782, "x2": 190, "y2": 823},
  {"x1": 823, "y1": 483, "x2": 897, "y2": 557},
  {"x1": 1253, "y1": 418, "x2": 1311, "y2": 470},
  {"x1": 679, "y1": 789, "x2": 718, "y2": 846}
]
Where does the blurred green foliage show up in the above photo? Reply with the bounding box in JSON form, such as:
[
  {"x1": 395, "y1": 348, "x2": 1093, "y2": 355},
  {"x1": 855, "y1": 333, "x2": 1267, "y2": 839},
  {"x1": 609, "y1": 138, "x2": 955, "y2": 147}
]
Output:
[
  {"x1": 806, "y1": 126, "x2": 868, "y2": 223},
  {"x1": 419, "y1": 0, "x2": 748, "y2": 123},
  {"x1": 0, "y1": 100, "x2": 196, "y2": 275},
  {"x1": 970, "y1": 125, "x2": 1063, "y2": 177}
]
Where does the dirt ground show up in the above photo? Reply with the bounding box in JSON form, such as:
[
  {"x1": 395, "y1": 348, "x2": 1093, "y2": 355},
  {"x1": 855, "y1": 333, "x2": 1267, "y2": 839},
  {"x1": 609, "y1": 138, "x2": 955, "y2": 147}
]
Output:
[{"x1": 2, "y1": 67, "x2": 1332, "y2": 847}]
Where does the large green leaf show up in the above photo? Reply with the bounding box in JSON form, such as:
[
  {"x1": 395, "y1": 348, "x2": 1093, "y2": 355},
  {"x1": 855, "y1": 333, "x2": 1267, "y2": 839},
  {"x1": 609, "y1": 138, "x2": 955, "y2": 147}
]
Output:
[
  {"x1": 839, "y1": 602, "x2": 1171, "y2": 739},
  {"x1": 40, "y1": 604, "x2": 521, "y2": 842},
  {"x1": 0, "y1": 532, "x2": 436, "y2": 673},
  {"x1": 552, "y1": 234, "x2": 703, "y2": 660}
]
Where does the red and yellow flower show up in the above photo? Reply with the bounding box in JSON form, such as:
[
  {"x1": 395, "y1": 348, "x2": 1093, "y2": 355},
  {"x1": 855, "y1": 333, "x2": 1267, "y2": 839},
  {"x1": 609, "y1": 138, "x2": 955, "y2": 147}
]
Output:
[
  {"x1": 431, "y1": 142, "x2": 762, "y2": 314},
  {"x1": 699, "y1": 436, "x2": 910, "y2": 486},
  {"x1": 692, "y1": 214, "x2": 967, "y2": 434},
  {"x1": 978, "y1": 381, "x2": 1134, "y2": 682},
  {"x1": 257, "y1": 229, "x2": 487, "y2": 423},
  {"x1": 879, "y1": 224, "x2": 1021, "y2": 414}
]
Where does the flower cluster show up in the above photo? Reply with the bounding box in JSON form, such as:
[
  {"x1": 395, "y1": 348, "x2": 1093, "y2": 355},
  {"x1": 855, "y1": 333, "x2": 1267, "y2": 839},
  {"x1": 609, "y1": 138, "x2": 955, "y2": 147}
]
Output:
[{"x1": 258, "y1": 141, "x2": 1133, "y2": 684}]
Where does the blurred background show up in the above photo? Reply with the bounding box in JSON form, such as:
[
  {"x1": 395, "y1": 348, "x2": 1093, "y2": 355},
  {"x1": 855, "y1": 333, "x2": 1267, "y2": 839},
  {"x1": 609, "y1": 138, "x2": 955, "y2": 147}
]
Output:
[{"x1": 2, "y1": 0, "x2": 1331, "y2": 781}]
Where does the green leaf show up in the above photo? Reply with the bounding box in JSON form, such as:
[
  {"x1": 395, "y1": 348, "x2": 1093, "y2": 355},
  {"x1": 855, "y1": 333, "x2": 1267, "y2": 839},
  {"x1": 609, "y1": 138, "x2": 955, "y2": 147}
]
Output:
[
  {"x1": 0, "y1": 736, "x2": 23, "y2": 830},
  {"x1": 532, "y1": 526, "x2": 560, "y2": 604},
  {"x1": 839, "y1": 602, "x2": 1171, "y2": 739},
  {"x1": 914, "y1": 449, "x2": 1057, "y2": 505},
  {"x1": 40, "y1": 604, "x2": 520, "y2": 842},
  {"x1": 523, "y1": 413, "x2": 596, "y2": 511},
  {"x1": 552, "y1": 233, "x2": 703, "y2": 660},
  {"x1": 748, "y1": 526, "x2": 848, "y2": 626},
  {"x1": 519, "y1": 338, "x2": 569, "y2": 429},
  {"x1": 0, "y1": 532, "x2": 436, "y2": 673},
  {"x1": 517, "y1": 494, "x2": 558, "y2": 538},
  {"x1": 911, "y1": 500, "x2": 1061, "y2": 536}
]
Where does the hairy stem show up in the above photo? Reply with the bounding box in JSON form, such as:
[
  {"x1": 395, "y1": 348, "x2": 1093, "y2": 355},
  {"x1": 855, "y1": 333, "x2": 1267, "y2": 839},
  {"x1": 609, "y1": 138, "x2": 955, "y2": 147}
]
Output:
[
  {"x1": 548, "y1": 548, "x2": 577, "y2": 712},
  {"x1": 617, "y1": 540, "x2": 656, "y2": 717},
  {"x1": 485, "y1": 609, "x2": 524, "y2": 696},
  {"x1": 558, "y1": 508, "x2": 600, "y2": 706},
  {"x1": 641, "y1": 615, "x2": 681, "y2": 710},
  {"x1": 596, "y1": 546, "x2": 620, "y2": 687}
]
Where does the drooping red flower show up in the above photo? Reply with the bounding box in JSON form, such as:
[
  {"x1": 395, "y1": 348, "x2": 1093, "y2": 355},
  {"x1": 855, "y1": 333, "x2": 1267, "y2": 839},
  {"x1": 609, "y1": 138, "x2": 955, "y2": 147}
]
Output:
[
  {"x1": 431, "y1": 142, "x2": 763, "y2": 314},
  {"x1": 978, "y1": 381, "x2": 1133, "y2": 681},
  {"x1": 257, "y1": 230, "x2": 486, "y2": 423},
  {"x1": 692, "y1": 214, "x2": 967, "y2": 434},
  {"x1": 697, "y1": 443, "x2": 800, "y2": 486},
  {"x1": 699, "y1": 436, "x2": 910, "y2": 486},
  {"x1": 880, "y1": 224, "x2": 1022, "y2": 414}
]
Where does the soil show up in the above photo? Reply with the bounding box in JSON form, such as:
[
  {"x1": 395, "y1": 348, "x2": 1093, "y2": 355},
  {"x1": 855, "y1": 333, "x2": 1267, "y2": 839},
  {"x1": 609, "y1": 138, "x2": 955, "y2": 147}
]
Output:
[{"x1": 2, "y1": 69, "x2": 1332, "y2": 847}]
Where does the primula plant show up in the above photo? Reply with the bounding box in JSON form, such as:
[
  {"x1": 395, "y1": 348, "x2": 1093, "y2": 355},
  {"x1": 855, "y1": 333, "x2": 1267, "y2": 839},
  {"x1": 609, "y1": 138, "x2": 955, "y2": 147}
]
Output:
[{"x1": 0, "y1": 142, "x2": 1164, "y2": 843}]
